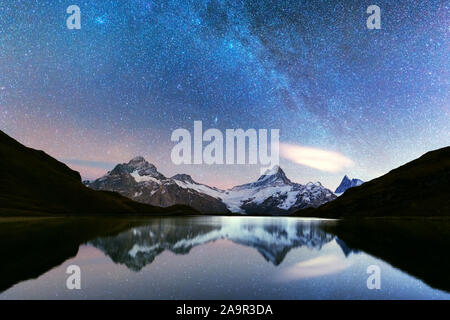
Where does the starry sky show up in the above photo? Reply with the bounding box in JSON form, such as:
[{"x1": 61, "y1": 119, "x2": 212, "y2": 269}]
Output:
[{"x1": 0, "y1": 0, "x2": 449, "y2": 189}]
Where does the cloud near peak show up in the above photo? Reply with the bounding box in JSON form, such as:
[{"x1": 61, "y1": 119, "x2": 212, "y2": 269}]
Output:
[{"x1": 279, "y1": 143, "x2": 354, "y2": 173}]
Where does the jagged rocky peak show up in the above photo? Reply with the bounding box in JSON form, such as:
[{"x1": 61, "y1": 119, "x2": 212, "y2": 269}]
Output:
[
  {"x1": 127, "y1": 156, "x2": 152, "y2": 171},
  {"x1": 335, "y1": 175, "x2": 364, "y2": 194},
  {"x1": 106, "y1": 156, "x2": 165, "y2": 180},
  {"x1": 128, "y1": 156, "x2": 165, "y2": 179},
  {"x1": 128, "y1": 155, "x2": 147, "y2": 166},
  {"x1": 171, "y1": 174, "x2": 196, "y2": 184}
]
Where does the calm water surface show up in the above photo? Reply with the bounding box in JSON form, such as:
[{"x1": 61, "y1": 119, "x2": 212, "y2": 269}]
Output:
[{"x1": 0, "y1": 216, "x2": 449, "y2": 299}]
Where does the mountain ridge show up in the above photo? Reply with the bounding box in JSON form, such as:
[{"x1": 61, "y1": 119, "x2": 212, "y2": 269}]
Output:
[
  {"x1": 87, "y1": 157, "x2": 336, "y2": 214},
  {"x1": 88, "y1": 157, "x2": 230, "y2": 214}
]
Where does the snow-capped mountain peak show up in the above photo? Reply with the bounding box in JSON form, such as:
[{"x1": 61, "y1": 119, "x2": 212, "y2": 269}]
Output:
[
  {"x1": 88, "y1": 157, "x2": 229, "y2": 213},
  {"x1": 261, "y1": 165, "x2": 282, "y2": 176},
  {"x1": 220, "y1": 166, "x2": 336, "y2": 214},
  {"x1": 257, "y1": 165, "x2": 291, "y2": 184},
  {"x1": 126, "y1": 156, "x2": 166, "y2": 180}
]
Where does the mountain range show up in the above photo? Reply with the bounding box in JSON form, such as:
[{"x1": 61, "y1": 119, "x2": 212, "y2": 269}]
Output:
[
  {"x1": 86, "y1": 158, "x2": 336, "y2": 214},
  {"x1": 1, "y1": 129, "x2": 448, "y2": 218}
]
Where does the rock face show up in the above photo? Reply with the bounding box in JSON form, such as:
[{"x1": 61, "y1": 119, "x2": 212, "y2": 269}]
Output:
[
  {"x1": 87, "y1": 159, "x2": 336, "y2": 214},
  {"x1": 335, "y1": 175, "x2": 364, "y2": 194}
]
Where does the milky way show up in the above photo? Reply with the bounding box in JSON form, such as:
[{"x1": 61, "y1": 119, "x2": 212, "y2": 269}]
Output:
[{"x1": 0, "y1": 0, "x2": 448, "y2": 189}]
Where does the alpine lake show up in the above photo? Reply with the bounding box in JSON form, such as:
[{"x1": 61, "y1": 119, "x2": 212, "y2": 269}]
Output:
[{"x1": 0, "y1": 215, "x2": 449, "y2": 299}]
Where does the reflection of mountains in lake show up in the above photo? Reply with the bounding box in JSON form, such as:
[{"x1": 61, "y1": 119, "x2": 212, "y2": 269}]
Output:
[
  {"x1": 90, "y1": 218, "x2": 338, "y2": 270},
  {"x1": 1, "y1": 217, "x2": 449, "y2": 296}
]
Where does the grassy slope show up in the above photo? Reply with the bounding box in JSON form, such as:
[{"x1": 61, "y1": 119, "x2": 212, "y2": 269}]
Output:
[
  {"x1": 294, "y1": 146, "x2": 450, "y2": 218},
  {"x1": 0, "y1": 130, "x2": 197, "y2": 216}
]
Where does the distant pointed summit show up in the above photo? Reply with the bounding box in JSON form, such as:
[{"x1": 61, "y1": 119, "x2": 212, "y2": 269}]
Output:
[
  {"x1": 261, "y1": 165, "x2": 282, "y2": 176},
  {"x1": 335, "y1": 175, "x2": 364, "y2": 194},
  {"x1": 232, "y1": 165, "x2": 291, "y2": 191},
  {"x1": 257, "y1": 165, "x2": 291, "y2": 185}
]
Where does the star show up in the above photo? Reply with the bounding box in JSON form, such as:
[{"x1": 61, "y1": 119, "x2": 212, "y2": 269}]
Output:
[{"x1": 95, "y1": 16, "x2": 106, "y2": 24}]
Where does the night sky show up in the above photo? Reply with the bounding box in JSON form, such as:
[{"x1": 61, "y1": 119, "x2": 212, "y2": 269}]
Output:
[{"x1": 0, "y1": 0, "x2": 448, "y2": 189}]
